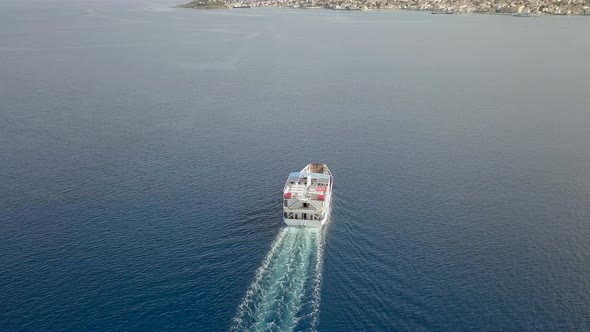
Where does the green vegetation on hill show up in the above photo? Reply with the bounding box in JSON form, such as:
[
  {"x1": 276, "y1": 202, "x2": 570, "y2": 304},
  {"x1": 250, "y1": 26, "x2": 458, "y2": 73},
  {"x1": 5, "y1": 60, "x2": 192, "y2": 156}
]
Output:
[{"x1": 180, "y1": 1, "x2": 227, "y2": 9}]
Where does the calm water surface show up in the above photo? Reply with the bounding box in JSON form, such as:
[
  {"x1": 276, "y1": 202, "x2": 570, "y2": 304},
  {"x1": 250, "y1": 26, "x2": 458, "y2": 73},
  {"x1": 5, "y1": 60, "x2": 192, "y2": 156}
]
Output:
[{"x1": 1, "y1": 0, "x2": 589, "y2": 330}]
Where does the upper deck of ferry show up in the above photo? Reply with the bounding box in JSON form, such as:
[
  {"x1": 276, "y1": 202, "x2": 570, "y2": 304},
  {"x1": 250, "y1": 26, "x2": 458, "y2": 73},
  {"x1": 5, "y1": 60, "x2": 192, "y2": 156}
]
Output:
[
  {"x1": 284, "y1": 171, "x2": 331, "y2": 200},
  {"x1": 283, "y1": 163, "x2": 333, "y2": 226}
]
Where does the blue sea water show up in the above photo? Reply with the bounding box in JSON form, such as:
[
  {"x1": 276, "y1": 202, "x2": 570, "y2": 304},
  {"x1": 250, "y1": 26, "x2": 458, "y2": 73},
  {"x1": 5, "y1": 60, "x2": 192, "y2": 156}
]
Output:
[{"x1": 1, "y1": 0, "x2": 590, "y2": 330}]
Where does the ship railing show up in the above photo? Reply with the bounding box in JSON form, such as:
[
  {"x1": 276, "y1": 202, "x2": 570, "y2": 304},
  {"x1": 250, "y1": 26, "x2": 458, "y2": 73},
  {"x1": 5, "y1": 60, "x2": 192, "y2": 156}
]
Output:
[
  {"x1": 285, "y1": 207, "x2": 322, "y2": 214},
  {"x1": 308, "y1": 200, "x2": 322, "y2": 211},
  {"x1": 287, "y1": 199, "x2": 301, "y2": 209},
  {"x1": 286, "y1": 192, "x2": 326, "y2": 201}
]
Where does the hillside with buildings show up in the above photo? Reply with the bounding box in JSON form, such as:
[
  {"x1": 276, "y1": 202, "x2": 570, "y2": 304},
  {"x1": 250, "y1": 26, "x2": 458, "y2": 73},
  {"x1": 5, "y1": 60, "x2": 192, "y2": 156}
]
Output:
[{"x1": 182, "y1": 0, "x2": 590, "y2": 15}]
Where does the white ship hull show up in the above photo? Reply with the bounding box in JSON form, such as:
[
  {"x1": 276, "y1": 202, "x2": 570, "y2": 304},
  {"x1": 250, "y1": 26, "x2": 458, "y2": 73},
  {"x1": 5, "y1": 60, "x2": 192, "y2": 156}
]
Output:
[
  {"x1": 282, "y1": 163, "x2": 333, "y2": 228},
  {"x1": 283, "y1": 212, "x2": 329, "y2": 228}
]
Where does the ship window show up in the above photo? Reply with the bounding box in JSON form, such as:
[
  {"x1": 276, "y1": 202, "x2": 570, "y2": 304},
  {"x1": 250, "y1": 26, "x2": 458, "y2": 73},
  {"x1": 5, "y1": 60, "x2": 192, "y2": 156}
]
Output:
[
  {"x1": 284, "y1": 200, "x2": 288, "y2": 207},
  {"x1": 284, "y1": 212, "x2": 287, "y2": 218},
  {"x1": 303, "y1": 203, "x2": 309, "y2": 208}
]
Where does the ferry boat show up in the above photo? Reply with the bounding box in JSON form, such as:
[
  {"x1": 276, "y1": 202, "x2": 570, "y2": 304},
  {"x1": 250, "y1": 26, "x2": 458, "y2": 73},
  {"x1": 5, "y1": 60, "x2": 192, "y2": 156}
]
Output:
[{"x1": 283, "y1": 163, "x2": 333, "y2": 227}]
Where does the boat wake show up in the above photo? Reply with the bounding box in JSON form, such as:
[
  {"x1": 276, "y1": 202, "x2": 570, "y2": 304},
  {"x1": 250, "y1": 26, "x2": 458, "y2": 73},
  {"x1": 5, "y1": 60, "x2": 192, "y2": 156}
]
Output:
[{"x1": 231, "y1": 226, "x2": 327, "y2": 331}]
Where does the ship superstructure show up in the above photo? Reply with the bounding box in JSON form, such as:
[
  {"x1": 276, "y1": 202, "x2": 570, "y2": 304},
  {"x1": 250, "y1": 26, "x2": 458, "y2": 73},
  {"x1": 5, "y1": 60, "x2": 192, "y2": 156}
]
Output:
[{"x1": 283, "y1": 163, "x2": 333, "y2": 227}]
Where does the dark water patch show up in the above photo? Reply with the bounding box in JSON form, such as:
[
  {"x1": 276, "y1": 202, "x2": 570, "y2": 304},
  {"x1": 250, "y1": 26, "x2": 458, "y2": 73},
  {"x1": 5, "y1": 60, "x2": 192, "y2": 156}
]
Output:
[{"x1": 1, "y1": 2, "x2": 590, "y2": 330}]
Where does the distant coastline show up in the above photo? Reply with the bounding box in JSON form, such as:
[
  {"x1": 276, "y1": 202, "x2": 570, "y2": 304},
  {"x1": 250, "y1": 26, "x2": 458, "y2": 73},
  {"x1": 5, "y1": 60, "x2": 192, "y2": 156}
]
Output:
[
  {"x1": 180, "y1": 1, "x2": 228, "y2": 8},
  {"x1": 181, "y1": 0, "x2": 590, "y2": 15}
]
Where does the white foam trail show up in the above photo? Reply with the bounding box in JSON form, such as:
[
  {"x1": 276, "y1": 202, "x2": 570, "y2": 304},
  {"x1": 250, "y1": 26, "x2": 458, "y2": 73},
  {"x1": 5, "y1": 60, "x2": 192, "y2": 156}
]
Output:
[
  {"x1": 310, "y1": 226, "x2": 327, "y2": 330},
  {"x1": 231, "y1": 226, "x2": 326, "y2": 331},
  {"x1": 231, "y1": 228, "x2": 290, "y2": 329}
]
